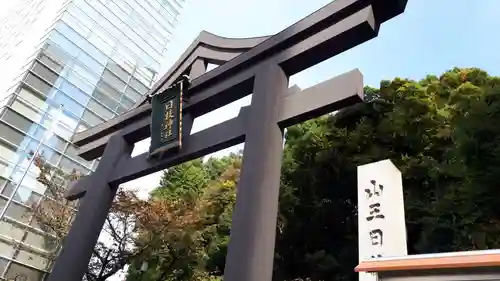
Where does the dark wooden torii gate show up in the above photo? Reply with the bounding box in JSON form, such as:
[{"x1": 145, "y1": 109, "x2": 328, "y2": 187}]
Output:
[{"x1": 46, "y1": 1, "x2": 407, "y2": 280}]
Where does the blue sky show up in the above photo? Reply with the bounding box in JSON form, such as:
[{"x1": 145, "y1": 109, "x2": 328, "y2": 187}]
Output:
[
  {"x1": 127, "y1": 0, "x2": 500, "y2": 199},
  {"x1": 164, "y1": 0, "x2": 500, "y2": 88},
  {"x1": 159, "y1": 0, "x2": 500, "y2": 140}
]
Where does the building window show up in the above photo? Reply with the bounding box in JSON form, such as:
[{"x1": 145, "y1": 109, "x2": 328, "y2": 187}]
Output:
[
  {"x1": 38, "y1": 54, "x2": 64, "y2": 74},
  {"x1": 58, "y1": 109, "x2": 80, "y2": 131},
  {"x1": 17, "y1": 87, "x2": 49, "y2": 112},
  {"x1": 81, "y1": 109, "x2": 104, "y2": 127},
  {"x1": 90, "y1": 10, "x2": 121, "y2": 42},
  {"x1": 24, "y1": 73, "x2": 54, "y2": 96},
  {"x1": 7, "y1": 167, "x2": 28, "y2": 186},
  {"x1": 49, "y1": 31, "x2": 81, "y2": 58},
  {"x1": 0, "y1": 143, "x2": 21, "y2": 167},
  {"x1": 39, "y1": 145, "x2": 62, "y2": 166},
  {"x1": 2, "y1": 180, "x2": 16, "y2": 198},
  {"x1": 2, "y1": 109, "x2": 36, "y2": 134},
  {"x1": 0, "y1": 257, "x2": 8, "y2": 274},
  {"x1": 44, "y1": 134, "x2": 67, "y2": 152},
  {"x1": 59, "y1": 156, "x2": 90, "y2": 175},
  {"x1": 30, "y1": 216, "x2": 56, "y2": 236},
  {"x1": 125, "y1": 85, "x2": 142, "y2": 102},
  {"x1": 106, "y1": 60, "x2": 130, "y2": 83},
  {"x1": 96, "y1": 80, "x2": 120, "y2": 101},
  {"x1": 133, "y1": 67, "x2": 154, "y2": 87},
  {"x1": 10, "y1": 99, "x2": 44, "y2": 124},
  {"x1": 102, "y1": 69, "x2": 126, "y2": 92},
  {"x1": 0, "y1": 240, "x2": 15, "y2": 259},
  {"x1": 76, "y1": 122, "x2": 89, "y2": 133},
  {"x1": 72, "y1": 63, "x2": 100, "y2": 86},
  {"x1": 52, "y1": 122, "x2": 74, "y2": 141},
  {"x1": 56, "y1": 22, "x2": 107, "y2": 65},
  {"x1": 23, "y1": 230, "x2": 58, "y2": 254},
  {"x1": 61, "y1": 11, "x2": 91, "y2": 39},
  {"x1": 90, "y1": 21, "x2": 117, "y2": 50},
  {"x1": 120, "y1": 95, "x2": 134, "y2": 109},
  {"x1": 87, "y1": 99, "x2": 115, "y2": 120},
  {"x1": 0, "y1": 196, "x2": 6, "y2": 216},
  {"x1": 52, "y1": 90, "x2": 85, "y2": 117},
  {"x1": 5, "y1": 201, "x2": 32, "y2": 224},
  {"x1": 88, "y1": 33, "x2": 113, "y2": 56},
  {"x1": 31, "y1": 62, "x2": 59, "y2": 85},
  {"x1": 0, "y1": 219, "x2": 26, "y2": 241},
  {"x1": 67, "y1": 3, "x2": 94, "y2": 30},
  {"x1": 0, "y1": 177, "x2": 8, "y2": 193},
  {"x1": 5, "y1": 261, "x2": 45, "y2": 281},
  {"x1": 0, "y1": 122, "x2": 26, "y2": 147},
  {"x1": 64, "y1": 145, "x2": 93, "y2": 168},
  {"x1": 15, "y1": 248, "x2": 51, "y2": 270},
  {"x1": 91, "y1": 89, "x2": 119, "y2": 111},
  {"x1": 113, "y1": 46, "x2": 137, "y2": 73},
  {"x1": 103, "y1": 0, "x2": 129, "y2": 22},
  {"x1": 65, "y1": 70, "x2": 95, "y2": 95},
  {"x1": 32, "y1": 125, "x2": 48, "y2": 143},
  {"x1": 13, "y1": 185, "x2": 42, "y2": 206},
  {"x1": 23, "y1": 141, "x2": 62, "y2": 167},
  {"x1": 57, "y1": 81, "x2": 91, "y2": 106},
  {"x1": 116, "y1": 105, "x2": 127, "y2": 114},
  {"x1": 44, "y1": 41, "x2": 72, "y2": 67},
  {"x1": 19, "y1": 173, "x2": 47, "y2": 197},
  {"x1": 76, "y1": 50, "x2": 105, "y2": 74}
]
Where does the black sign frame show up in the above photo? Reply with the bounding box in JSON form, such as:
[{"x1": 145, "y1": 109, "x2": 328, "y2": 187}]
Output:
[{"x1": 148, "y1": 83, "x2": 184, "y2": 158}]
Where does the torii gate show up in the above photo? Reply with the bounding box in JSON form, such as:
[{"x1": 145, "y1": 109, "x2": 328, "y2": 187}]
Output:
[{"x1": 47, "y1": 1, "x2": 407, "y2": 280}]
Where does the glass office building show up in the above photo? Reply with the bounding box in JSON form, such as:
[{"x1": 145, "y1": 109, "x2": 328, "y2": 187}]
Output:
[{"x1": 0, "y1": 0, "x2": 185, "y2": 279}]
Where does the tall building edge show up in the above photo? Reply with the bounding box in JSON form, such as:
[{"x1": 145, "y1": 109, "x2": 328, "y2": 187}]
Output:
[{"x1": 0, "y1": 0, "x2": 186, "y2": 279}]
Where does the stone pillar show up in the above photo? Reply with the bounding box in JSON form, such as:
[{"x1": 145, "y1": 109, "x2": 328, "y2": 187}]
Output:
[
  {"x1": 357, "y1": 159, "x2": 408, "y2": 281},
  {"x1": 224, "y1": 63, "x2": 288, "y2": 281},
  {"x1": 47, "y1": 135, "x2": 133, "y2": 281}
]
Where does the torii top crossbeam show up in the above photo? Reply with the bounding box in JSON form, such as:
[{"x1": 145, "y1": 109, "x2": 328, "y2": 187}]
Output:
[{"x1": 71, "y1": 0, "x2": 406, "y2": 161}]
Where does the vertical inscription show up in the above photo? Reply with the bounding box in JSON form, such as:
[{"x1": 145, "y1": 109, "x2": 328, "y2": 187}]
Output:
[
  {"x1": 366, "y1": 203, "x2": 385, "y2": 221},
  {"x1": 149, "y1": 81, "x2": 184, "y2": 158},
  {"x1": 365, "y1": 180, "x2": 384, "y2": 198},
  {"x1": 160, "y1": 100, "x2": 175, "y2": 141},
  {"x1": 365, "y1": 179, "x2": 385, "y2": 259},
  {"x1": 358, "y1": 159, "x2": 408, "y2": 281},
  {"x1": 369, "y1": 229, "x2": 383, "y2": 245}
]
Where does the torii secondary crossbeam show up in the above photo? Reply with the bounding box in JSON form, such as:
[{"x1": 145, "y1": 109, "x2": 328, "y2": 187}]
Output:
[{"x1": 47, "y1": 1, "x2": 407, "y2": 280}]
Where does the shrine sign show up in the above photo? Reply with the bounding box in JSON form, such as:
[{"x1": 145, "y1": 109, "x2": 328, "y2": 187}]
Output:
[{"x1": 149, "y1": 76, "x2": 189, "y2": 158}]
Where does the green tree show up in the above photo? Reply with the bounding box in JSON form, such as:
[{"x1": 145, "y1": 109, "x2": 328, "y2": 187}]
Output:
[
  {"x1": 128, "y1": 68, "x2": 500, "y2": 281},
  {"x1": 127, "y1": 153, "x2": 242, "y2": 281},
  {"x1": 152, "y1": 159, "x2": 208, "y2": 203},
  {"x1": 151, "y1": 152, "x2": 242, "y2": 202},
  {"x1": 274, "y1": 67, "x2": 500, "y2": 280},
  {"x1": 31, "y1": 155, "x2": 178, "y2": 281}
]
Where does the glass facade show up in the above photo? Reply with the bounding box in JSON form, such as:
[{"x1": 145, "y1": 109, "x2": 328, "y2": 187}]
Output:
[{"x1": 0, "y1": 0, "x2": 185, "y2": 279}]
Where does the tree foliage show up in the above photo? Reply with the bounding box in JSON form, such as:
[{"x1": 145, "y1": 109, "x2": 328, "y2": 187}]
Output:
[
  {"x1": 78, "y1": 67, "x2": 500, "y2": 281},
  {"x1": 31, "y1": 155, "x2": 183, "y2": 281},
  {"x1": 274, "y1": 67, "x2": 500, "y2": 280},
  {"x1": 126, "y1": 153, "x2": 242, "y2": 281}
]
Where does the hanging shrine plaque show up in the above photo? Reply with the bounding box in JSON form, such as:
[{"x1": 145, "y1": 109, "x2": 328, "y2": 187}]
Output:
[{"x1": 149, "y1": 83, "x2": 183, "y2": 158}]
